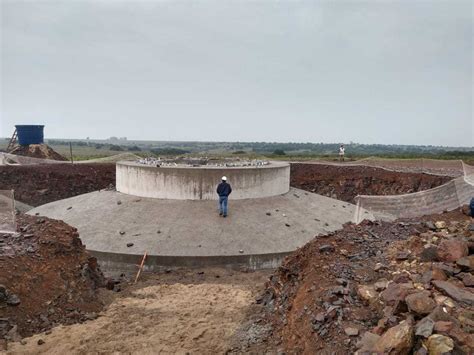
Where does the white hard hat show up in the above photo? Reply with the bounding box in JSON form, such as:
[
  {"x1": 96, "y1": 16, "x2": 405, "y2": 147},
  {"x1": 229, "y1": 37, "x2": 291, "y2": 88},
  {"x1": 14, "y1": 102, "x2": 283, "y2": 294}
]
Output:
[{"x1": 221, "y1": 176, "x2": 227, "y2": 181}]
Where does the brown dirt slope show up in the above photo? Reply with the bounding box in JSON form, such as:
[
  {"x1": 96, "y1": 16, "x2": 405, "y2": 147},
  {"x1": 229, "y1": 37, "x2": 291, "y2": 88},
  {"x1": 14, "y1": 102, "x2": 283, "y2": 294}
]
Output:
[
  {"x1": 290, "y1": 163, "x2": 452, "y2": 203},
  {"x1": 0, "y1": 164, "x2": 115, "y2": 206},
  {"x1": 0, "y1": 214, "x2": 106, "y2": 344},
  {"x1": 9, "y1": 145, "x2": 68, "y2": 161},
  {"x1": 251, "y1": 208, "x2": 473, "y2": 354}
]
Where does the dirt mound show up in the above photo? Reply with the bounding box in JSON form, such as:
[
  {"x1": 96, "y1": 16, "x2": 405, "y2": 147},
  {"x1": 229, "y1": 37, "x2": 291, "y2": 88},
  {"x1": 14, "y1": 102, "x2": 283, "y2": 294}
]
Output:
[
  {"x1": 9, "y1": 145, "x2": 68, "y2": 161},
  {"x1": 290, "y1": 163, "x2": 452, "y2": 203},
  {"x1": 0, "y1": 214, "x2": 106, "y2": 346},
  {"x1": 250, "y1": 208, "x2": 473, "y2": 353},
  {"x1": 0, "y1": 164, "x2": 115, "y2": 207}
]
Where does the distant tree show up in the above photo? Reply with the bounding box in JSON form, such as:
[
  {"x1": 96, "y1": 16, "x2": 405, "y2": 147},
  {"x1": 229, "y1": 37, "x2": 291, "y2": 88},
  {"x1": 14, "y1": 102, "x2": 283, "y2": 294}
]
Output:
[
  {"x1": 127, "y1": 145, "x2": 142, "y2": 152},
  {"x1": 273, "y1": 149, "x2": 286, "y2": 155},
  {"x1": 232, "y1": 150, "x2": 246, "y2": 154},
  {"x1": 109, "y1": 145, "x2": 124, "y2": 151},
  {"x1": 151, "y1": 148, "x2": 190, "y2": 155}
]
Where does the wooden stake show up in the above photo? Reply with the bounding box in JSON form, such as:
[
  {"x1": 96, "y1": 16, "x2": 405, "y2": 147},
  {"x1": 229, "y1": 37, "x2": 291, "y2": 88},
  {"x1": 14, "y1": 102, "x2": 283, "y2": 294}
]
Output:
[
  {"x1": 69, "y1": 142, "x2": 74, "y2": 164},
  {"x1": 134, "y1": 251, "x2": 147, "y2": 284}
]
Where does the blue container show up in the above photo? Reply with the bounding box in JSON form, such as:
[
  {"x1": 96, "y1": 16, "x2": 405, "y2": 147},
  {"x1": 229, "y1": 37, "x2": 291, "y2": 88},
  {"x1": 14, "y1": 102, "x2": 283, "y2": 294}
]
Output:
[{"x1": 15, "y1": 125, "x2": 45, "y2": 146}]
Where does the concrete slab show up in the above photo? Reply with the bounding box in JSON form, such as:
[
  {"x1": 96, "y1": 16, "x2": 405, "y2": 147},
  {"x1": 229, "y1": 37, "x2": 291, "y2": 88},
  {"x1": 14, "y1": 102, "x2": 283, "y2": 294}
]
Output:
[{"x1": 28, "y1": 188, "x2": 373, "y2": 270}]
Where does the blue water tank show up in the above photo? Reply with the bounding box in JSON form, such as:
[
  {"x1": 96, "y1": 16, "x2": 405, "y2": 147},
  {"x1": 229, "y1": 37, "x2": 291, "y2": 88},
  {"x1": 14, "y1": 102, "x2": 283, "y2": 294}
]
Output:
[{"x1": 15, "y1": 125, "x2": 45, "y2": 146}]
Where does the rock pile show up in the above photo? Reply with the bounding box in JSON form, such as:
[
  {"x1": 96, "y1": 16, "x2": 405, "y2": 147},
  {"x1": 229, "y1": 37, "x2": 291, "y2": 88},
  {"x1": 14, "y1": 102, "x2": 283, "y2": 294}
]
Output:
[
  {"x1": 0, "y1": 214, "x2": 107, "y2": 349},
  {"x1": 255, "y1": 208, "x2": 473, "y2": 354}
]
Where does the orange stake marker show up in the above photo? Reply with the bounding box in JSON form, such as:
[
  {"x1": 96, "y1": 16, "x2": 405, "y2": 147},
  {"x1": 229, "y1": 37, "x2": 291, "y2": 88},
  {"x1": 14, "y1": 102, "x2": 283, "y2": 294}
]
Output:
[{"x1": 134, "y1": 251, "x2": 147, "y2": 284}]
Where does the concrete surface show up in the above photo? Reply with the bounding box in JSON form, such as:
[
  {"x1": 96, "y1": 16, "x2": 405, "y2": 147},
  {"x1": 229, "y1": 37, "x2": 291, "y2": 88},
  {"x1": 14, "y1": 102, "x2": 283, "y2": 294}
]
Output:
[
  {"x1": 28, "y1": 188, "x2": 372, "y2": 269},
  {"x1": 116, "y1": 161, "x2": 290, "y2": 200}
]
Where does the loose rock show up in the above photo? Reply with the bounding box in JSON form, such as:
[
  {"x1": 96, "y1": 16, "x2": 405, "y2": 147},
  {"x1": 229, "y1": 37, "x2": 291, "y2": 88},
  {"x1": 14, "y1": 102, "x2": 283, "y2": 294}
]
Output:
[
  {"x1": 426, "y1": 334, "x2": 454, "y2": 355},
  {"x1": 405, "y1": 291, "x2": 436, "y2": 316},
  {"x1": 372, "y1": 320, "x2": 414, "y2": 354}
]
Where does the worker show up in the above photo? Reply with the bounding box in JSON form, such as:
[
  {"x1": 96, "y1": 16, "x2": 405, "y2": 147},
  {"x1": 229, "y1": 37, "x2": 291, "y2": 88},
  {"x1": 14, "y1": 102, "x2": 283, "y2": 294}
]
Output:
[
  {"x1": 470, "y1": 197, "x2": 474, "y2": 217},
  {"x1": 216, "y1": 176, "x2": 232, "y2": 217},
  {"x1": 339, "y1": 144, "x2": 345, "y2": 162}
]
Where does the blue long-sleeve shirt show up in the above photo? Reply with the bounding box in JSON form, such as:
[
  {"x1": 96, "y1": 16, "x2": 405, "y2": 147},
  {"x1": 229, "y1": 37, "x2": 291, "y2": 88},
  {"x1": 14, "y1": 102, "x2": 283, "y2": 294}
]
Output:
[{"x1": 217, "y1": 182, "x2": 232, "y2": 197}]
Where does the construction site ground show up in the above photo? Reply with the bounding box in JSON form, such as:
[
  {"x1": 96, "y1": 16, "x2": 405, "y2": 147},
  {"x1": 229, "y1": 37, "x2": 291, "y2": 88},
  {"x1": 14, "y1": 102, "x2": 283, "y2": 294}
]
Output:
[
  {"x1": 1, "y1": 161, "x2": 473, "y2": 354},
  {"x1": 4, "y1": 267, "x2": 271, "y2": 354}
]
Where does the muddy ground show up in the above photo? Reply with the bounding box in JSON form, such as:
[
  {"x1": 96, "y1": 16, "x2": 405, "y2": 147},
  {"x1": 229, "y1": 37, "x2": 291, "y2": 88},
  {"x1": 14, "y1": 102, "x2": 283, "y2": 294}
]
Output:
[
  {"x1": 290, "y1": 163, "x2": 452, "y2": 203},
  {"x1": 0, "y1": 164, "x2": 115, "y2": 207}
]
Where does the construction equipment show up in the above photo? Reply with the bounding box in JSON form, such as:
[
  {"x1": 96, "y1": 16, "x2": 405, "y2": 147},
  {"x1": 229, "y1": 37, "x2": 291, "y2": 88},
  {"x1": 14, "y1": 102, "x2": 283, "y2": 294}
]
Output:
[{"x1": 6, "y1": 129, "x2": 18, "y2": 153}]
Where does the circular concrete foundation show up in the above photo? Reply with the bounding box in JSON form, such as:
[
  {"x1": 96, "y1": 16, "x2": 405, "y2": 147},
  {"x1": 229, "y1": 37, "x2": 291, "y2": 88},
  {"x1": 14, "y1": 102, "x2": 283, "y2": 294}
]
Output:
[
  {"x1": 27, "y1": 160, "x2": 374, "y2": 273},
  {"x1": 28, "y1": 189, "x2": 373, "y2": 273},
  {"x1": 116, "y1": 160, "x2": 290, "y2": 200}
]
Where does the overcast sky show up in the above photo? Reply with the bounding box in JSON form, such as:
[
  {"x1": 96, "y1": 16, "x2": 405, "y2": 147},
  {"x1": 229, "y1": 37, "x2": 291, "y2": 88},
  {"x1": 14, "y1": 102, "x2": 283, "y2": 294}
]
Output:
[{"x1": 1, "y1": 0, "x2": 472, "y2": 146}]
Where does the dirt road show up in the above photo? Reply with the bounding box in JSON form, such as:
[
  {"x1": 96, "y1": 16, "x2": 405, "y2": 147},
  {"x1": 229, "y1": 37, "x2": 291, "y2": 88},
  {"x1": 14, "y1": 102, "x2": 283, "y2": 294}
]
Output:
[{"x1": 4, "y1": 268, "x2": 271, "y2": 354}]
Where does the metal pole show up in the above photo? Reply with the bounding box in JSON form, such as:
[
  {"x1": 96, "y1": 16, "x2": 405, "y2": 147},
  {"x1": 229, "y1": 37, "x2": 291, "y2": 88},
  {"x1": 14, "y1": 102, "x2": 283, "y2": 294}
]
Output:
[{"x1": 69, "y1": 142, "x2": 74, "y2": 164}]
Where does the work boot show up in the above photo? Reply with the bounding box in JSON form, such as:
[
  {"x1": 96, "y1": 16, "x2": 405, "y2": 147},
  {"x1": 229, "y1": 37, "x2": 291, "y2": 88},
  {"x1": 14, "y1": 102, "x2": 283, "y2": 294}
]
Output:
[
  {"x1": 219, "y1": 212, "x2": 223, "y2": 216},
  {"x1": 223, "y1": 214, "x2": 227, "y2": 218}
]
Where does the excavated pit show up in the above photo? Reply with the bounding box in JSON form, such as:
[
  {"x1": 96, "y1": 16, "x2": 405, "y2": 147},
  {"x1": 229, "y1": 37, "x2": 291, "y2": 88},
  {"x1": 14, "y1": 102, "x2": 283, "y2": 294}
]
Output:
[
  {"x1": 0, "y1": 164, "x2": 115, "y2": 207},
  {"x1": 290, "y1": 163, "x2": 452, "y2": 203}
]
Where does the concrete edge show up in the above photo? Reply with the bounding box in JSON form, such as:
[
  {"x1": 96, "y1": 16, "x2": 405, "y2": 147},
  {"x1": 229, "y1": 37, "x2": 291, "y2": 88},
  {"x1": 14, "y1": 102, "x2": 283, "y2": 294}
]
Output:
[
  {"x1": 117, "y1": 160, "x2": 290, "y2": 170},
  {"x1": 89, "y1": 249, "x2": 291, "y2": 273}
]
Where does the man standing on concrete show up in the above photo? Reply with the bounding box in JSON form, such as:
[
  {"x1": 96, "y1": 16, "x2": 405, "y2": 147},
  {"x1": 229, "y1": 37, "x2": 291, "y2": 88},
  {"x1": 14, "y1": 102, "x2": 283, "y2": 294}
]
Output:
[{"x1": 217, "y1": 176, "x2": 232, "y2": 217}]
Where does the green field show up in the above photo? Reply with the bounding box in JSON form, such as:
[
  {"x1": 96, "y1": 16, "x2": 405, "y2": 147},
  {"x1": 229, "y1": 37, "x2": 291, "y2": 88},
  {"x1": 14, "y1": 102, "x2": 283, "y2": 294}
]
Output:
[{"x1": 1, "y1": 138, "x2": 473, "y2": 163}]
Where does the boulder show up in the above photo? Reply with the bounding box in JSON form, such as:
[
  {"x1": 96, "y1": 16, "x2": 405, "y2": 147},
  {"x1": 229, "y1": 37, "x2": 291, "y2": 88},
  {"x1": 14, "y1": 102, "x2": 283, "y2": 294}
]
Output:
[
  {"x1": 0, "y1": 285, "x2": 7, "y2": 303},
  {"x1": 319, "y1": 244, "x2": 335, "y2": 253},
  {"x1": 374, "y1": 279, "x2": 389, "y2": 291},
  {"x1": 426, "y1": 334, "x2": 454, "y2": 355},
  {"x1": 420, "y1": 246, "x2": 439, "y2": 262},
  {"x1": 421, "y1": 268, "x2": 447, "y2": 284},
  {"x1": 436, "y1": 239, "x2": 469, "y2": 263},
  {"x1": 356, "y1": 332, "x2": 380, "y2": 353},
  {"x1": 434, "y1": 263, "x2": 461, "y2": 277},
  {"x1": 427, "y1": 306, "x2": 455, "y2": 323},
  {"x1": 459, "y1": 272, "x2": 474, "y2": 287},
  {"x1": 344, "y1": 327, "x2": 359, "y2": 336},
  {"x1": 6, "y1": 294, "x2": 20, "y2": 307},
  {"x1": 415, "y1": 317, "x2": 434, "y2": 338},
  {"x1": 380, "y1": 282, "x2": 413, "y2": 305},
  {"x1": 456, "y1": 255, "x2": 474, "y2": 272},
  {"x1": 424, "y1": 221, "x2": 437, "y2": 231},
  {"x1": 372, "y1": 320, "x2": 414, "y2": 354},
  {"x1": 405, "y1": 291, "x2": 437, "y2": 316},
  {"x1": 434, "y1": 321, "x2": 453, "y2": 333},
  {"x1": 357, "y1": 285, "x2": 378, "y2": 304},
  {"x1": 432, "y1": 280, "x2": 474, "y2": 306}
]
